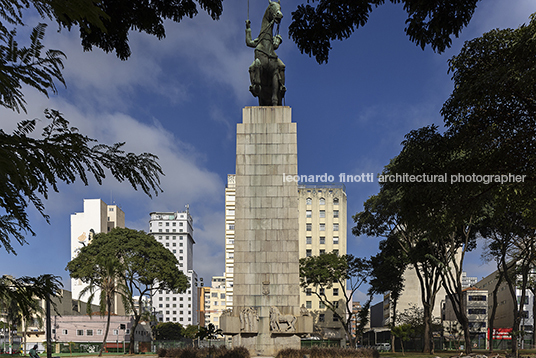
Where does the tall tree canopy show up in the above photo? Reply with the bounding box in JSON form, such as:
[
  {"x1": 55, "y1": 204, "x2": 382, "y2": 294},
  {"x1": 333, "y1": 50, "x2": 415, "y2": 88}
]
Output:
[
  {"x1": 66, "y1": 228, "x2": 190, "y2": 354},
  {"x1": 289, "y1": 0, "x2": 480, "y2": 63}
]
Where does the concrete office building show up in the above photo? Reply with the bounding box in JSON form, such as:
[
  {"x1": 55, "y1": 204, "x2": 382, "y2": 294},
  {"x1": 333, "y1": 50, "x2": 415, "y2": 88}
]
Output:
[
  {"x1": 148, "y1": 209, "x2": 199, "y2": 325},
  {"x1": 476, "y1": 266, "x2": 534, "y2": 333},
  {"x1": 298, "y1": 183, "x2": 348, "y2": 340},
  {"x1": 442, "y1": 287, "x2": 488, "y2": 349},
  {"x1": 70, "y1": 199, "x2": 125, "y2": 312}
]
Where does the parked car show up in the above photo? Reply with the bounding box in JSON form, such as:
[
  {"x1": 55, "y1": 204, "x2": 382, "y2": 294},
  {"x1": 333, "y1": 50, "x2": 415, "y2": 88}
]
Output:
[{"x1": 374, "y1": 343, "x2": 391, "y2": 351}]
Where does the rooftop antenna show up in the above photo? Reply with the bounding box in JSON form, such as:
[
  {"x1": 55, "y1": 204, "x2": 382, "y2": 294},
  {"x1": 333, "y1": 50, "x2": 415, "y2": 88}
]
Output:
[{"x1": 185, "y1": 204, "x2": 190, "y2": 214}]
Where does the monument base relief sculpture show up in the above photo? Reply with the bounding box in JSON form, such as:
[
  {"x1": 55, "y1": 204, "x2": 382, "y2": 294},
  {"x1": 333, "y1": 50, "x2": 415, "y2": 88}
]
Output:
[{"x1": 219, "y1": 3, "x2": 312, "y2": 355}]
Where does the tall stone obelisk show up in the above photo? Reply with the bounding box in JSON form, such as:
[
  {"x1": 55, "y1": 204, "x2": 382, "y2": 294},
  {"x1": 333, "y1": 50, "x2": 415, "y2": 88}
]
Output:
[{"x1": 233, "y1": 106, "x2": 301, "y2": 356}]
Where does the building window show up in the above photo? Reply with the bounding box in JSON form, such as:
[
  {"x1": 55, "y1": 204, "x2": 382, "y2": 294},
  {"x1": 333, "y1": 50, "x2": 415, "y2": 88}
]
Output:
[
  {"x1": 333, "y1": 315, "x2": 339, "y2": 322},
  {"x1": 319, "y1": 198, "x2": 325, "y2": 205},
  {"x1": 319, "y1": 302, "x2": 325, "y2": 309},
  {"x1": 306, "y1": 237, "x2": 312, "y2": 245},
  {"x1": 306, "y1": 223, "x2": 312, "y2": 231},
  {"x1": 228, "y1": 224, "x2": 235, "y2": 230},
  {"x1": 333, "y1": 288, "x2": 339, "y2": 296},
  {"x1": 306, "y1": 249, "x2": 312, "y2": 257},
  {"x1": 469, "y1": 295, "x2": 486, "y2": 301},
  {"x1": 333, "y1": 249, "x2": 339, "y2": 255},
  {"x1": 319, "y1": 314, "x2": 325, "y2": 322},
  {"x1": 62, "y1": 329, "x2": 68, "y2": 335},
  {"x1": 306, "y1": 301, "x2": 312, "y2": 309},
  {"x1": 76, "y1": 330, "x2": 84, "y2": 336},
  {"x1": 333, "y1": 237, "x2": 339, "y2": 245},
  {"x1": 468, "y1": 308, "x2": 486, "y2": 315},
  {"x1": 319, "y1": 210, "x2": 325, "y2": 218},
  {"x1": 306, "y1": 210, "x2": 312, "y2": 218},
  {"x1": 319, "y1": 223, "x2": 325, "y2": 231},
  {"x1": 333, "y1": 210, "x2": 339, "y2": 218},
  {"x1": 319, "y1": 237, "x2": 325, "y2": 244},
  {"x1": 306, "y1": 288, "x2": 312, "y2": 296},
  {"x1": 333, "y1": 198, "x2": 339, "y2": 205},
  {"x1": 319, "y1": 288, "x2": 325, "y2": 295},
  {"x1": 306, "y1": 198, "x2": 312, "y2": 205},
  {"x1": 86, "y1": 330, "x2": 93, "y2": 336},
  {"x1": 333, "y1": 223, "x2": 339, "y2": 231},
  {"x1": 319, "y1": 249, "x2": 325, "y2": 255},
  {"x1": 212, "y1": 292, "x2": 218, "y2": 297},
  {"x1": 221, "y1": 293, "x2": 226, "y2": 299}
]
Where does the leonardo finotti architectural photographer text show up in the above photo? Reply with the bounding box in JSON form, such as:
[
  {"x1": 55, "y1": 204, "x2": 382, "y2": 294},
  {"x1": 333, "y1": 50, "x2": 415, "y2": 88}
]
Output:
[{"x1": 283, "y1": 173, "x2": 526, "y2": 185}]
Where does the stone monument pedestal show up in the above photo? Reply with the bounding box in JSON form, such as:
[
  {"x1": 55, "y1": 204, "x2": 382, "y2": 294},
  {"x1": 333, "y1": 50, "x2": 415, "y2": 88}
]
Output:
[{"x1": 221, "y1": 106, "x2": 312, "y2": 356}]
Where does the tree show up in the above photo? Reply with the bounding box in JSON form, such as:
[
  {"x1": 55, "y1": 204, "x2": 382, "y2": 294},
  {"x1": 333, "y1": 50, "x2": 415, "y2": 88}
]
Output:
[
  {"x1": 154, "y1": 322, "x2": 184, "y2": 341},
  {"x1": 1, "y1": 0, "x2": 223, "y2": 61},
  {"x1": 440, "y1": 14, "x2": 536, "y2": 355},
  {"x1": 196, "y1": 323, "x2": 222, "y2": 341},
  {"x1": 368, "y1": 236, "x2": 406, "y2": 352},
  {"x1": 391, "y1": 323, "x2": 413, "y2": 355},
  {"x1": 68, "y1": 252, "x2": 128, "y2": 357},
  {"x1": 0, "y1": 0, "x2": 221, "y2": 343},
  {"x1": 354, "y1": 176, "x2": 443, "y2": 354},
  {"x1": 289, "y1": 0, "x2": 480, "y2": 63},
  {"x1": 66, "y1": 228, "x2": 190, "y2": 354},
  {"x1": 183, "y1": 325, "x2": 200, "y2": 339},
  {"x1": 299, "y1": 252, "x2": 370, "y2": 348},
  {"x1": 0, "y1": 274, "x2": 60, "y2": 354}
]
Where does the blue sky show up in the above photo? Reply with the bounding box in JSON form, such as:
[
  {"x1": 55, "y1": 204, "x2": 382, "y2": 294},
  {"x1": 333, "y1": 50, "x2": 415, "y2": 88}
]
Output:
[{"x1": 0, "y1": 0, "x2": 534, "y2": 303}]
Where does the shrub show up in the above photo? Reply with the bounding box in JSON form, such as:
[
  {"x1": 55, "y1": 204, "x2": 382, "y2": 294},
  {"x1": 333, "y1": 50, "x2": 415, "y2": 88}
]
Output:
[{"x1": 275, "y1": 347, "x2": 379, "y2": 358}]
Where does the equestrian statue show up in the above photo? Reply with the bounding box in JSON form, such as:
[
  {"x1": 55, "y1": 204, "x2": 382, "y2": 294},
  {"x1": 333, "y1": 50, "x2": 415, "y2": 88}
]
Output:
[{"x1": 246, "y1": 1, "x2": 286, "y2": 106}]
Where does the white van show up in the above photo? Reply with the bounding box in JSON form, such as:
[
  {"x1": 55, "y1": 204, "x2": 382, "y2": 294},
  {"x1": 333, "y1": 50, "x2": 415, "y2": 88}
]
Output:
[{"x1": 374, "y1": 343, "x2": 391, "y2": 351}]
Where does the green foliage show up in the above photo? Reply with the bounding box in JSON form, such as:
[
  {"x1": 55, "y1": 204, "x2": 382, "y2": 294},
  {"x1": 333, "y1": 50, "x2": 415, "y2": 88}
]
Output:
[
  {"x1": 195, "y1": 323, "x2": 222, "y2": 340},
  {"x1": 0, "y1": 274, "x2": 62, "y2": 317},
  {"x1": 275, "y1": 347, "x2": 379, "y2": 358},
  {"x1": 0, "y1": 23, "x2": 65, "y2": 113},
  {"x1": 157, "y1": 346, "x2": 249, "y2": 358},
  {"x1": 182, "y1": 324, "x2": 199, "y2": 339},
  {"x1": 66, "y1": 228, "x2": 189, "y2": 353},
  {"x1": 0, "y1": 111, "x2": 163, "y2": 256},
  {"x1": 1, "y1": 0, "x2": 222, "y2": 61},
  {"x1": 154, "y1": 322, "x2": 185, "y2": 340},
  {"x1": 289, "y1": 0, "x2": 480, "y2": 63},
  {"x1": 299, "y1": 252, "x2": 370, "y2": 347}
]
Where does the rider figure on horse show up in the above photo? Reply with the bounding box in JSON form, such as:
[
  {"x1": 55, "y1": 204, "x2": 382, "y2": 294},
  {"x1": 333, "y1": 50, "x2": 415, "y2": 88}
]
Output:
[{"x1": 246, "y1": 1, "x2": 286, "y2": 106}]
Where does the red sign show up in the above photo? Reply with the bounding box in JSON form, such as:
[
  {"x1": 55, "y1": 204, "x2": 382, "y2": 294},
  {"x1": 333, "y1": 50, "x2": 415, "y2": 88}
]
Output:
[{"x1": 488, "y1": 328, "x2": 512, "y2": 340}]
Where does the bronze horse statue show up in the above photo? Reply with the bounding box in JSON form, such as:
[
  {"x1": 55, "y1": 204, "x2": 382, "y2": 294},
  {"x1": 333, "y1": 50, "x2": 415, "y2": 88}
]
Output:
[{"x1": 246, "y1": 1, "x2": 286, "y2": 106}]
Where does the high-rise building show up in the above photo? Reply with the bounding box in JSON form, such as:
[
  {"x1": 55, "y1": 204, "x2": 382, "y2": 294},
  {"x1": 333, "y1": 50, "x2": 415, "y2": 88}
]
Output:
[
  {"x1": 224, "y1": 175, "x2": 236, "y2": 310},
  {"x1": 148, "y1": 209, "x2": 199, "y2": 325},
  {"x1": 298, "y1": 183, "x2": 348, "y2": 339},
  {"x1": 70, "y1": 199, "x2": 125, "y2": 313},
  {"x1": 223, "y1": 179, "x2": 348, "y2": 340},
  {"x1": 206, "y1": 275, "x2": 227, "y2": 330}
]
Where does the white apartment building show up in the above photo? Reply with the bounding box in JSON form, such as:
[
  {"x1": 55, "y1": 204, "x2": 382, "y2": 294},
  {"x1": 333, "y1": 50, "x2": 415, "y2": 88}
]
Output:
[
  {"x1": 70, "y1": 199, "x2": 125, "y2": 311},
  {"x1": 224, "y1": 175, "x2": 235, "y2": 310},
  {"x1": 298, "y1": 183, "x2": 348, "y2": 340},
  {"x1": 205, "y1": 275, "x2": 227, "y2": 330},
  {"x1": 148, "y1": 209, "x2": 199, "y2": 325}
]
